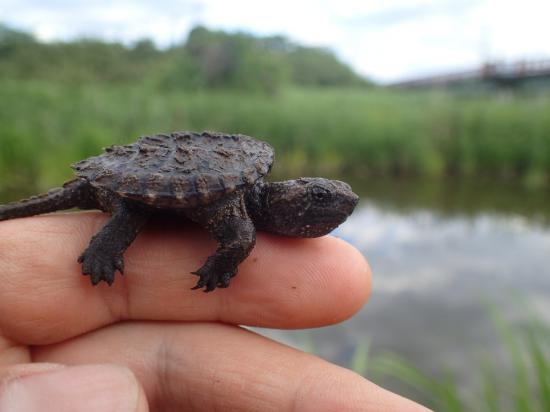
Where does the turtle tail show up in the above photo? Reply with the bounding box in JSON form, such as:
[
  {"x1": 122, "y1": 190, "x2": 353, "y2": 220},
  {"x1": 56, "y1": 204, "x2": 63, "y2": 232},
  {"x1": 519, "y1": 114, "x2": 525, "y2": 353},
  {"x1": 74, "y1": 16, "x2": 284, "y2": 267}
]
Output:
[{"x1": 0, "y1": 179, "x2": 92, "y2": 221}]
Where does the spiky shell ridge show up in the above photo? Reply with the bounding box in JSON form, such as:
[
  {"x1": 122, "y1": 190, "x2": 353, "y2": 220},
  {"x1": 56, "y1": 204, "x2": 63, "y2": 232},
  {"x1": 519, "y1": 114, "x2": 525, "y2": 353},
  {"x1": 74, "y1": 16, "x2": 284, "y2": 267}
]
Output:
[{"x1": 72, "y1": 131, "x2": 275, "y2": 208}]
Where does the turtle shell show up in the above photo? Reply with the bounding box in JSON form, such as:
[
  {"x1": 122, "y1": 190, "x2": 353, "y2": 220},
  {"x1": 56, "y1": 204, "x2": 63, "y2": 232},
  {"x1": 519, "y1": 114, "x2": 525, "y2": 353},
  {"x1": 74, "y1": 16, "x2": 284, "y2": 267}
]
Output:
[{"x1": 72, "y1": 131, "x2": 274, "y2": 208}]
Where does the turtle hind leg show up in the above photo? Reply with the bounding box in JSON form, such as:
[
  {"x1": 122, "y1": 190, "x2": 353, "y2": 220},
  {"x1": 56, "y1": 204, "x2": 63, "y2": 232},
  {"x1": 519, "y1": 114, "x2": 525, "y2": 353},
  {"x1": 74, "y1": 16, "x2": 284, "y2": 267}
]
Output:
[
  {"x1": 79, "y1": 198, "x2": 149, "y2": 286},
  {"x1": 0, "y1": 179, "x2": 96, "y2": 221}
]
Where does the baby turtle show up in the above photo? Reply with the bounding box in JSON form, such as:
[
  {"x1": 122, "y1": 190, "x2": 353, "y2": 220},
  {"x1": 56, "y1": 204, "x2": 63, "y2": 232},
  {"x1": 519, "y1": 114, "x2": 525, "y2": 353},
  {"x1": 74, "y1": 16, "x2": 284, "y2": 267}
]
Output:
[{"x1": 0, "y1": 131, "x2": 358, "y2": 291}]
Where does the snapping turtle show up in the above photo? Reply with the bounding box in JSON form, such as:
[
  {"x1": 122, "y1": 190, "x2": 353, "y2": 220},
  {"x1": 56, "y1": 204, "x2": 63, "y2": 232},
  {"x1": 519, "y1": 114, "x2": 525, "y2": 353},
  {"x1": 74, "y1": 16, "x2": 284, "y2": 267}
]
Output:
[{"x1": 0, "y1": 131, "x2": 358, "y2": 291}]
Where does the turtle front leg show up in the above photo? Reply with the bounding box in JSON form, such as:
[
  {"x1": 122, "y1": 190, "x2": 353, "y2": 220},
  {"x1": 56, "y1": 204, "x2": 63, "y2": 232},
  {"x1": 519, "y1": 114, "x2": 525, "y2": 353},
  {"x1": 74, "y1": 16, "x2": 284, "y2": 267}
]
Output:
[
  {"x1": 192, "y1": 216, "x2": 256, "y2": 292},
  {"x1": 189, "y1": 195, "x2": 256, "y2": 292},
  {"x1": 79, "y1": 200, "x2": 149, "y2": 286}
]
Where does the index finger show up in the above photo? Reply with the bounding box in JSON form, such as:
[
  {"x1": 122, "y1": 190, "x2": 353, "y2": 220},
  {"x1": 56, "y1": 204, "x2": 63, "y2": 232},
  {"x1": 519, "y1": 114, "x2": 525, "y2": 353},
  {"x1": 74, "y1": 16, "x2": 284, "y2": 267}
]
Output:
[{"x1": 0, "y1": 212, "x2": 370, "y2": 345}]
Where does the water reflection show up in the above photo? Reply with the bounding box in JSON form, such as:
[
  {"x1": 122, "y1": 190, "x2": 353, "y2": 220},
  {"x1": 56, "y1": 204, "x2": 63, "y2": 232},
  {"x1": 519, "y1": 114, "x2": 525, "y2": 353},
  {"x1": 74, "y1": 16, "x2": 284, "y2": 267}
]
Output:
[
  {"x1": 2, "y1": 179, "x2": 550, "y2": 396},
  {"x1": 345, "y1": 206, "x2": 550, "y2": 300},
  {"x1": 256, "y1": 182, "x2": 550, "y2": 395}
]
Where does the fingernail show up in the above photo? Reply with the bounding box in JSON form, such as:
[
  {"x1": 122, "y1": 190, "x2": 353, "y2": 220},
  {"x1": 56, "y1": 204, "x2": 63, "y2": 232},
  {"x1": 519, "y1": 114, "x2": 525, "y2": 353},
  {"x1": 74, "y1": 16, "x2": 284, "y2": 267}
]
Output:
[{"x1": 0, "y1": 364, "x2": 141, "y2": 412}]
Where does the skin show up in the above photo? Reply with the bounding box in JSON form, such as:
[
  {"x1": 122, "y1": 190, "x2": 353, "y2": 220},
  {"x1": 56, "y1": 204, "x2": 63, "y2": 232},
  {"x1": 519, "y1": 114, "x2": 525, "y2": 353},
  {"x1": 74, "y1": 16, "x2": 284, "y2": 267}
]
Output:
[{"x1": 0, "y1": 213, "x2": 431, "y2": 412}]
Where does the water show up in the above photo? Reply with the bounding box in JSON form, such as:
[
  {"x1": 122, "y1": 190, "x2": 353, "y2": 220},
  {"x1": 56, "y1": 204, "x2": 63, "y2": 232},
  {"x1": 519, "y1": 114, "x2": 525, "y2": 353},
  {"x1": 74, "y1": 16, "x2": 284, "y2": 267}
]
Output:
[
  {"x1": 256, "y1": 178, "x2": 550, "y2": 397},
  {"x1": 3, "y1": 178, "x2": 550, "y2": 399}
]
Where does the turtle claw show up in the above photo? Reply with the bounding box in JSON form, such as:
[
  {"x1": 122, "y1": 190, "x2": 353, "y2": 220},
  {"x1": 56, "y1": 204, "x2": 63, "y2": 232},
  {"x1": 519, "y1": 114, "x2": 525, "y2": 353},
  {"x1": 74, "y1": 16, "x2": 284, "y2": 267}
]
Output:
[
  {"x1": 191, "y1": 268, "x2": 234, "y2": 292},
  {"x1": 78, "y1": 249, "x2": 124, "y2": 286}
]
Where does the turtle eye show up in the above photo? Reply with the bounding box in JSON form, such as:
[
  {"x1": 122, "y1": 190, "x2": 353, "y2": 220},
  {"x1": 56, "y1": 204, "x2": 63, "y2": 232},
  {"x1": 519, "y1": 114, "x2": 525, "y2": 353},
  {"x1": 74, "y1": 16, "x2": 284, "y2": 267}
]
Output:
[{"x1": 311, "y1": 185, "x2": 331, "y2": 201}]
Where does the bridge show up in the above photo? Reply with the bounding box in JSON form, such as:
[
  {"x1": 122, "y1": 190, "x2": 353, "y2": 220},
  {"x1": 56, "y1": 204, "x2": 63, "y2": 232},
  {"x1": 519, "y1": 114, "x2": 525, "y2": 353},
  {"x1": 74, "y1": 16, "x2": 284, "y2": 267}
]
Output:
[{"x1": 391, "y1": 59, "x2": 550, "y2": 89}]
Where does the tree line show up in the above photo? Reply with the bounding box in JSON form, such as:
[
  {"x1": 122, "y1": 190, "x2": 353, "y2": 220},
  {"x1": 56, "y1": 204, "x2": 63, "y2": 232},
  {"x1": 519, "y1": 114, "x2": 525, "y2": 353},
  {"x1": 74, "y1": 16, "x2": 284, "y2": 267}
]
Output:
[{"x1": 0, "y1": 24, "x2": 369, "y2": 93}]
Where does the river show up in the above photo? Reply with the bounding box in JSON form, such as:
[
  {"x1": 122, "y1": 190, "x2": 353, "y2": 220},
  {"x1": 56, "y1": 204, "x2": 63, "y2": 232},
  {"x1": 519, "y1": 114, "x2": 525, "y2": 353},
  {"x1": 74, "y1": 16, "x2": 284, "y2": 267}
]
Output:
[
  {"x1": 257, "y1": 177, "x2": 550, "y2": 401},
  {"x1": 2, "y1": 178, "x2": 549, "y2": 402}
]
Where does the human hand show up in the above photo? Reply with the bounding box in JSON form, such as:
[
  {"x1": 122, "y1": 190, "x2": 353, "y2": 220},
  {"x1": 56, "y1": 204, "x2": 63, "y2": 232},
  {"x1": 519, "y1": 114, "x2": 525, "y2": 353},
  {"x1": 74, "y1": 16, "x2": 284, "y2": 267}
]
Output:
[{"x1": 0, "y1": 213, "x2": 430, "y2": 411}]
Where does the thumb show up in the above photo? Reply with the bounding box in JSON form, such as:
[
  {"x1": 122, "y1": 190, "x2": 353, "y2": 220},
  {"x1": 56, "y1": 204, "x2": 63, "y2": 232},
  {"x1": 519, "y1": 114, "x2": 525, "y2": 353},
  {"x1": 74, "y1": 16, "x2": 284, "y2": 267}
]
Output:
[{"x1": 0, "y1": 363, "x2": 148, "y2": 412}]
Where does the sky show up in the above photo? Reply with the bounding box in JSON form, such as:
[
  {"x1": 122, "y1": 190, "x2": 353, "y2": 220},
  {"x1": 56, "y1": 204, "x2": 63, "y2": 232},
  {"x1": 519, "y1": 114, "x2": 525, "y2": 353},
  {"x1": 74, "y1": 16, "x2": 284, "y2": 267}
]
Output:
[{"x1": 1, "y1": 0, "x2": 549, "y2": 83}]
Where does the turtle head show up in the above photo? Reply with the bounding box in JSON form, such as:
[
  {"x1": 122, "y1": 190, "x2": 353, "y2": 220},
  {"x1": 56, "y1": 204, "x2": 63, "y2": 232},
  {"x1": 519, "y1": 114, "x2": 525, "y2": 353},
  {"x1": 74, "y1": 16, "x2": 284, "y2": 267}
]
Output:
[{"x1": 248, "y1": 178, "x2": 359, "y2": 238}]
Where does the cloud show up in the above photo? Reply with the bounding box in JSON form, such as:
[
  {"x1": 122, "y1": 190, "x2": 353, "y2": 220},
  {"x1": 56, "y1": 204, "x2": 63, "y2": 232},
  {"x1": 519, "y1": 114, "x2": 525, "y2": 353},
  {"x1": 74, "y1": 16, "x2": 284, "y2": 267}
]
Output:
[
  {"x1": 0, "y1": 0, "x2": 204, "y2": 44},
  {"x1": 1, "y1": 0, "x2": 549, "y2": 82},
  {"x1": 341, "y1": 0, "x2": 481, "y2": 27}
]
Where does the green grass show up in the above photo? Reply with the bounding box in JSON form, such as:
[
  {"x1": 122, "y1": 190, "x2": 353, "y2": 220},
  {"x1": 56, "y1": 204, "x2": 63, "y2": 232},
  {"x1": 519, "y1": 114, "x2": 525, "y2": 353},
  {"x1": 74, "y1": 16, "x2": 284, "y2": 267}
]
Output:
[
  {"x1": 361, "y1": 305, "x2": 550, "y2": 412},
  {"x1": 1, "y1": 81, "x2": 550, "y2": 195}
]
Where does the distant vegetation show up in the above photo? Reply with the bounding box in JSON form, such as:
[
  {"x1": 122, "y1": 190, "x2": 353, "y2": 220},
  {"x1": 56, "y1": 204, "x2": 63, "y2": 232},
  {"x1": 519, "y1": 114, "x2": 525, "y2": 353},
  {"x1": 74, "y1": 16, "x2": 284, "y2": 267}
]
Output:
[
  {"x1": 0, "y1": 24, "x2": 369, "y2": 93},
  {"x1": 0, "y1": 23, "x2": 549, "y2": 195}
]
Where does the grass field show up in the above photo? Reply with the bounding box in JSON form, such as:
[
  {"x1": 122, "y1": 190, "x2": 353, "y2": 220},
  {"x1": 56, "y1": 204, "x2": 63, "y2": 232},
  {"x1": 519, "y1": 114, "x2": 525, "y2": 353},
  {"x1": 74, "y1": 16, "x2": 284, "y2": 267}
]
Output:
[{"x1": 1, "y1": 80, "x2": 550, "y2": 194}]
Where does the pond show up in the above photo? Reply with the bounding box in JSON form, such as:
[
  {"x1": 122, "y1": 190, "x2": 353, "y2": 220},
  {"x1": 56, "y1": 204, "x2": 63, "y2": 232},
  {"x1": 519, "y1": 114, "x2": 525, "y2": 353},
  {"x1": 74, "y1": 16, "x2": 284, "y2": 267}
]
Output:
[
  {"x1": 2, "y1": 177, "x2": 549, "y2": 402},
  {"x1": 256, "y1": 177, "x2": 550, "y2": 400}
]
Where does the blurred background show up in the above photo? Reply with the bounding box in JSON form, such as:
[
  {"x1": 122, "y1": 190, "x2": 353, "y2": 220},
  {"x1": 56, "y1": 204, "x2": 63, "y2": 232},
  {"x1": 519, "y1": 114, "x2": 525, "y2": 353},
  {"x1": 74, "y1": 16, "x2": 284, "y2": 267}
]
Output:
[{"x1": 1, "y1": 0, "x2": 550, "y2": 410}]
